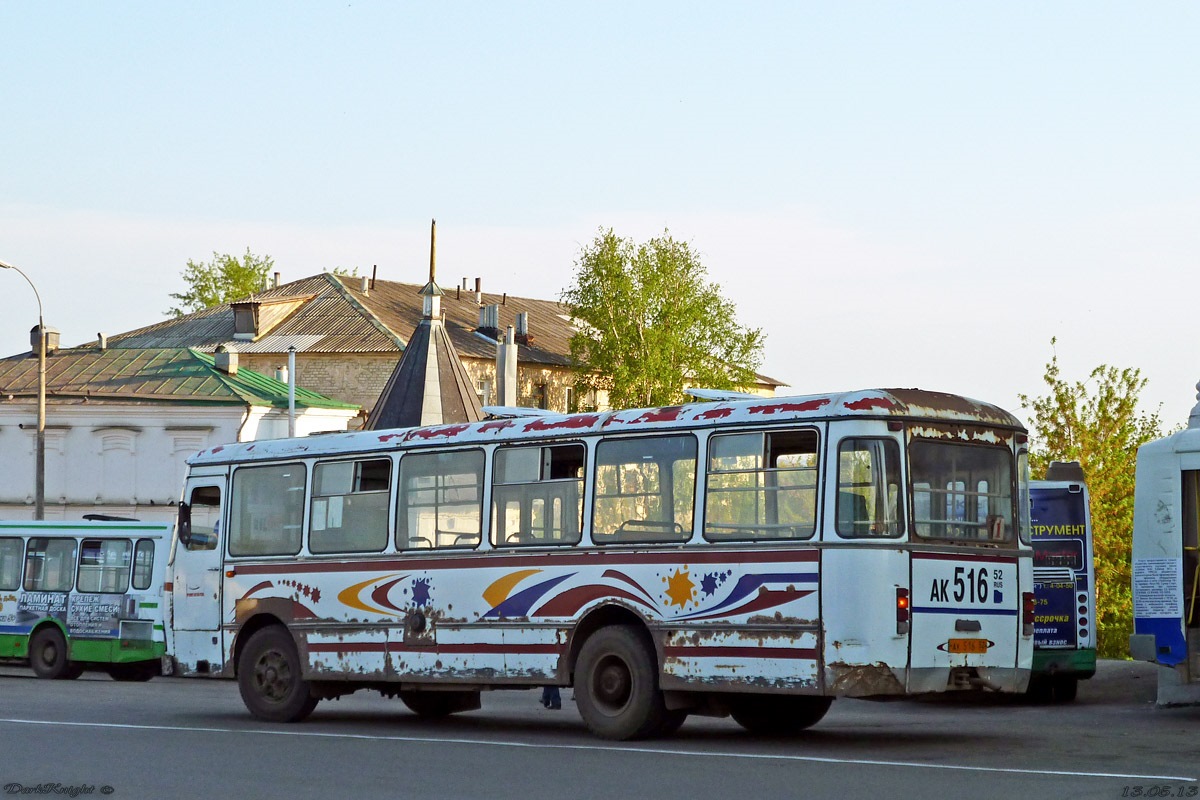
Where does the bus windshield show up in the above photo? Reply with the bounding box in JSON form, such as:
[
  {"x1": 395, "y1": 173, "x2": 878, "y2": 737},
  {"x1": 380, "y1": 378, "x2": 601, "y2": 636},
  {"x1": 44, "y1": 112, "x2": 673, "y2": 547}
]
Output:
[{"x1": 910, "y1": 441, "x2": 1015, "y2": 542}]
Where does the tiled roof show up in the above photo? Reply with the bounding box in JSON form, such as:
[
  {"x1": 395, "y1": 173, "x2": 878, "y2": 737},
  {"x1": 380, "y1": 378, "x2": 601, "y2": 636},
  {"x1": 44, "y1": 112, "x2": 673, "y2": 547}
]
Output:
[
  {"x1": 0, "y1": 346, "x2": 358, "y2": 410},
  {"x1": 100, "y1": 273, "x2": 578, "y2": 367}
]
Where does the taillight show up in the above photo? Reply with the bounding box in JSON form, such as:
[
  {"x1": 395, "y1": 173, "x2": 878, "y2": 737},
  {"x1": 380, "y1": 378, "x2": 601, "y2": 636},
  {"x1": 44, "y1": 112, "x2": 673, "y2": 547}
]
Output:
[
  {"x1": 896, "y1": 587, "x2": 910, "y2": 635},
  {"x1": 1022, "y1": 591, "x2": 1035, "y2": 636}
]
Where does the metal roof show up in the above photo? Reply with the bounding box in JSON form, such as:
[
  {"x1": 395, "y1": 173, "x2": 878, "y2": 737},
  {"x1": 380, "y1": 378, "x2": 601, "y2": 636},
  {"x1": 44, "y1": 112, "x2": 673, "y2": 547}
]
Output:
[{"x1": 0, "y1": 346, "x2": 358, "y2": 410}]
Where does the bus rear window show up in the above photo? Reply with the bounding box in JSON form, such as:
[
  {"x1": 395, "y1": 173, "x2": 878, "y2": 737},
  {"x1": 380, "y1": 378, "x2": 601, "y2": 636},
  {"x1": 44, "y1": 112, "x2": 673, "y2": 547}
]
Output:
[{"x1": 910, "y1": 441, "x2": 1014, "y2": 542}]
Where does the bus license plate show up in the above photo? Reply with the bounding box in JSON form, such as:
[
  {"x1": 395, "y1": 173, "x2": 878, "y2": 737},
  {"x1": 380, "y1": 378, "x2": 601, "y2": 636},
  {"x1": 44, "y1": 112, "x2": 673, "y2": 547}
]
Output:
[{"x1": 947, "y1": 638, "x2": 989, "y2": 654}]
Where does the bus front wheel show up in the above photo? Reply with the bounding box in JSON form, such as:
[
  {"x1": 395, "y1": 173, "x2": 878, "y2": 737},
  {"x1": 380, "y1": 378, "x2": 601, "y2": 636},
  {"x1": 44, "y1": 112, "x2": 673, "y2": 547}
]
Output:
[
  {"x1": 575, "y1": 625, "x2": 669, "y2": 740},
  {"x1": 237, "y1": 627, "x2": 319, "y2": 722},
  {"x1": 29, "y1": 627, "x2": 75, "y2": 680}
]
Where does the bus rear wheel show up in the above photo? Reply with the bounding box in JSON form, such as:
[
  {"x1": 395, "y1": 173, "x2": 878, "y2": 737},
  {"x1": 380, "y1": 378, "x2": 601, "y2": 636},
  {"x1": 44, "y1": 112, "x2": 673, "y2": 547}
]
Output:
[
  {"x1": 575, "y1": 625, "x2": 668, "y2": 740},
  {"x1": 730, "y1": 695, "x2": 832, "y2": 735},
  {"x1": 29, "y1": 627, "x2": 74, "y2": 680},
  {"x1": 237, "y1": 626, "x2": 319, "y2": 722}
]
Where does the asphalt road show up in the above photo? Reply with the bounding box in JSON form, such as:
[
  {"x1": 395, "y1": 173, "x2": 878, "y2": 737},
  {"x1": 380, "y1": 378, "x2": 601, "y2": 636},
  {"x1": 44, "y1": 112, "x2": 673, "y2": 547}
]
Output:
[{"x1": 1, "y1": 660, "x2": 1196, "y2": 800}]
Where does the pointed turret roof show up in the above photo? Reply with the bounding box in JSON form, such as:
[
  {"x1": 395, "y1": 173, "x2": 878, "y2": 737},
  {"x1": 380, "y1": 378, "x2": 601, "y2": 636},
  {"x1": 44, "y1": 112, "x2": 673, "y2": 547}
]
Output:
[{"x1": 364, "y1": 220, "x2": 484, "y2": 430}]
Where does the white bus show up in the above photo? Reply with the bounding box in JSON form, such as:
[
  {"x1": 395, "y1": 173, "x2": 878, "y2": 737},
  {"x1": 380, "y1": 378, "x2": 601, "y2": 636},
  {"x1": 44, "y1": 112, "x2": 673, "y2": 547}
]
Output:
[
  {"x1": 0, "y1": 520, "x2": 171, "y2": 680},
  {"x1": 166, "y1": 388, "x2": 1035, "y2": 739},
  {"x1": 1130, "y1": 404, "x2": 1200, "y2": 704}
]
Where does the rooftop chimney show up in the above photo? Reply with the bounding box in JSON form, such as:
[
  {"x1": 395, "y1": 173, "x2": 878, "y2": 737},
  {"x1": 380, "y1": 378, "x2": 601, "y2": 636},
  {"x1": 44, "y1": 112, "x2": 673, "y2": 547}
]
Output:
[
  {"x1": 360, "y1": 275, "x2": 369, "y2": 296},
  {"x1": 214, "y1": 344, "x2": 239, "y2": 375},
  {"x1": 30, "y1": 324, "x2": 59, "y2": 356},
  {"x1": 97, "y1": 333, "x2": 107, "y2": 352},
  {"x1": 474, "y1": 277, "x2": 482, "y2": 305},
  {"x1": 273, "y1": 271, "x2": 281, "y2": 288}
]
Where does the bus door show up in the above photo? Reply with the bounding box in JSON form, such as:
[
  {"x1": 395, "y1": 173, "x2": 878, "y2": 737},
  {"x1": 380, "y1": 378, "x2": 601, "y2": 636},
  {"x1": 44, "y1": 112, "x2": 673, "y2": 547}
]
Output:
[
  {"x1": 172, "y1": 480, "x2": 226, "y2": 668},
  {"x1": 906, "y1": 438, "x2": 1026, "y2": 691}
]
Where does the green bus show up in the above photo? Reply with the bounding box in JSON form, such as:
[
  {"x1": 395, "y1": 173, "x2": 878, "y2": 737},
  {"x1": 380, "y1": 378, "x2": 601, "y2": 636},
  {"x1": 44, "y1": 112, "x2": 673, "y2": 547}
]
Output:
[{"x1": 0, "y1": 520, "x2": 171, "y2": 680}]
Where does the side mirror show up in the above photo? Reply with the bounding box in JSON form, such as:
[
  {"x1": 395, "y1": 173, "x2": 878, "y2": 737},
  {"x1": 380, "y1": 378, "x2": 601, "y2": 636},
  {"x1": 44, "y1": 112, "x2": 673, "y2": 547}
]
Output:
[{"x1": 178, "y1": 501, "x2": 192, "y2": 547}]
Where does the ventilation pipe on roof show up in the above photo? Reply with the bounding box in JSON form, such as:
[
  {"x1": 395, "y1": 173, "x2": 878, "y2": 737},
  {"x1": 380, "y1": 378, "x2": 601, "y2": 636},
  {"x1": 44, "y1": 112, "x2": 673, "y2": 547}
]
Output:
[
  {"x1": 515, "y1": 312, "x2": 528, "y2": 337},
  {"x1": 97, "y1": 333, "x2": 107, "y2": 352},
  {"x1": 475, "y1": 277, "x2": 482, "y2": 305},
  {"x1": 287, "y1": 346, "x2": 296, "y2": 438},
  {"x1": 360, "y1": 275, "x2": 369, "y2": 296},
  {"x1": 370, "y1": 264, "x2": 377, "y2": 290},
  {"x1": 273, "y1": 271, "x2": 281, "y2": 288},
  {"x1": 497, "y1": 325, "x2": 518, "y2": 406}
]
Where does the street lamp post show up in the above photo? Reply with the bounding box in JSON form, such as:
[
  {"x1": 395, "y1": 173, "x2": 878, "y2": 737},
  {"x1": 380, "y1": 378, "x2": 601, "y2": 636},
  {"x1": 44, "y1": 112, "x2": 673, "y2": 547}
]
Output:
[{"x1": 0, "y1": 259, "x2": 46, "y2": 520}]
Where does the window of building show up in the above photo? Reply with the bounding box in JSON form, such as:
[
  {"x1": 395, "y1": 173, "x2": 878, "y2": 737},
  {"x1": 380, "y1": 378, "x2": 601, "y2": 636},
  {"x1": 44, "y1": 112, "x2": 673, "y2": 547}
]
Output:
[
  {"x1": 229, "y1": 463, "x2": 307, "y2": 556},
  {"x1": 492, "y1": 443, "x2": 585, "y2": 547},
  {"x1": 705, "y1": 429, "x2": 819, "y2": 541},
  {"x1": 397, "y1": 450, "x2": 484, "y2": 550},
  {"x1": 593, "y1": 435, "x2": 696, "y2": 544}
]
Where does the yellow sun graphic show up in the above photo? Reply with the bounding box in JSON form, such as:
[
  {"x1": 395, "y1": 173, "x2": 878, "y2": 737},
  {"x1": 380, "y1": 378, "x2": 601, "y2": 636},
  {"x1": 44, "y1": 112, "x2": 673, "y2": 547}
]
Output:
[{"x1": 663, "y1": 568, "x2": 695, "y2": 608}]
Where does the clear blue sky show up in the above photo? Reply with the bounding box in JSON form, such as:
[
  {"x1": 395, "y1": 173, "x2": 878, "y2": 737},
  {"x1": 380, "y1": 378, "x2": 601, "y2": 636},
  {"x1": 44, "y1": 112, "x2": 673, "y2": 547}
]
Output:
[{"x1": 3, "y1": 2, "x2": 1197, "y2": 426}]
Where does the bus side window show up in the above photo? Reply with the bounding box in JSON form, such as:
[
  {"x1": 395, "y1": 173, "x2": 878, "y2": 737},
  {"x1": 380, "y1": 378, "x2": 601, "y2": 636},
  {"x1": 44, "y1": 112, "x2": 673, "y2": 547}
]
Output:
[
  {"x1": 132, "y1": 539, "x2": 155, "y2": 590},
  {"x1": 0, "y1": 537, "x2": 23, "y2": 590},
  {"x1": 185, "y1": 485, "x2": 223, "y2": 552},
  {"x1": 492, "y1": 443, "x2": 585, "y2": 547},
  {"x1": 310, "y1": 458, "x2": 391, "y2": 554},
  {"x1": 230, "y1": 464, "x2": 306, "y2": 557},
  {"x1": 835, "y1": 438, "x2": 903, "y2": 537},
  {"x1": 77, "y1": 538, "x2": 132, "y2": 594},
  {"x1": 24, "y1": 537, "x2": 78, "y2": 592},
  {"x1": 705, "y1": 429, "x2": 819, "y2": 541},
  {"x1": 593, "y1": 435, "x2": 696, "y2": 544},
  {"x1": 396, "y1": 450, "x2": 484, "y2": 551}
]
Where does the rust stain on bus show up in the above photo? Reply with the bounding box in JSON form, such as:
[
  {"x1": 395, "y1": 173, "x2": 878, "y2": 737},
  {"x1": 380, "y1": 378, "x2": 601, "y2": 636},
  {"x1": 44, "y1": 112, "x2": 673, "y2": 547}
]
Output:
[{"x1": 827, "y1": 662, "x2": 906, "y2": 696}]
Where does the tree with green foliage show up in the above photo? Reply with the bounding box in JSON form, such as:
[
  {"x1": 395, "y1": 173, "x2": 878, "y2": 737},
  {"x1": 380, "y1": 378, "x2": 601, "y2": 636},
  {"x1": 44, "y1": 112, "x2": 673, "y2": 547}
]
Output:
[
  {"x1": 560, "y1": 229, "x2": 765, "y2": 409},
  {"x1": 1019, "y1": 338, "x2": 1164, "y2": 658},
  {"x1": 167, "y1": 248, "x2": 274, "y2": 317}
]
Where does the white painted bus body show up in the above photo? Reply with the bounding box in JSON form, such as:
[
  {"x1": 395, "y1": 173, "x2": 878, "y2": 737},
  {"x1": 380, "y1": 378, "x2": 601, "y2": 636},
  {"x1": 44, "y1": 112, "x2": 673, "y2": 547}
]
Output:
[{"x1": 166, "y1": 388, "x2": 1033, "y2": 724}]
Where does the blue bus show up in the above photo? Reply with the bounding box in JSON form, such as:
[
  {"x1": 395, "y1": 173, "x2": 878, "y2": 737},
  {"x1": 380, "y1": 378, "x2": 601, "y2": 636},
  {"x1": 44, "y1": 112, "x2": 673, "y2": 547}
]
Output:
[{"x1": 1028, "y1": 462, "x2": 1096, "y2": 702}]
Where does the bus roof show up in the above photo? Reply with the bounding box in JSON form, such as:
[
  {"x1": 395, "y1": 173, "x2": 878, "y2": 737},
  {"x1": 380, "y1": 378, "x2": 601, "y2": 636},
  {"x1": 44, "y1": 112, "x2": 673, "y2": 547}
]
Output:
[{"x1": 188, "y1": 387, "x2": 1025, "y2": 467}]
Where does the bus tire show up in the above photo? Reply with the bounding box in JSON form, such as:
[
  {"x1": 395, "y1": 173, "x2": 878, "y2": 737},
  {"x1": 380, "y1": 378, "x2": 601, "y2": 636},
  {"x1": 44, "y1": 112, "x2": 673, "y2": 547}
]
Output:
[
  {"x1": 575, "y1": 625, "x2": 667, "y2": 740},
  {"x1": 399, "y1": 690, "x2": 482, "y2": 717},
  {"x1": 1053, "y1": 677, "x2": 1079, "y2": 703},
  {"x1": 108, "y1": 662, "x2": 158, "y2": 682},
  {"x1": 29, "y1": 627, "x2": 72, "y2": 680},
  {"x1": 730, "y1": 695, "x2": 833, "y2": 735},
  {"x1": 237, "y1": 626, "x2": 319, "y2": 723}
]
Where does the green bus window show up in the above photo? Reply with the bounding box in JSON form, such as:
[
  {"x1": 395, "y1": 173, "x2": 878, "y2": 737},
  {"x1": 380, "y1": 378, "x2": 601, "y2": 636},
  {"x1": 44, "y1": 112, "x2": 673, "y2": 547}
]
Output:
[
  {"x1": 24, "y1": 537, "x2": 78, "y2": 592},
  {"x1": 0, "y1": 537, "x2": 22, "y2": 591},
  {"x1": 132, "y1": 539, "x2": 155, "y2": 590},
  {"x1": 229, "y1": 463, "x2": 307, "y2": 557},
  {"x1": 77, "y1": 538, "x2": 133, "y2": 594}
]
